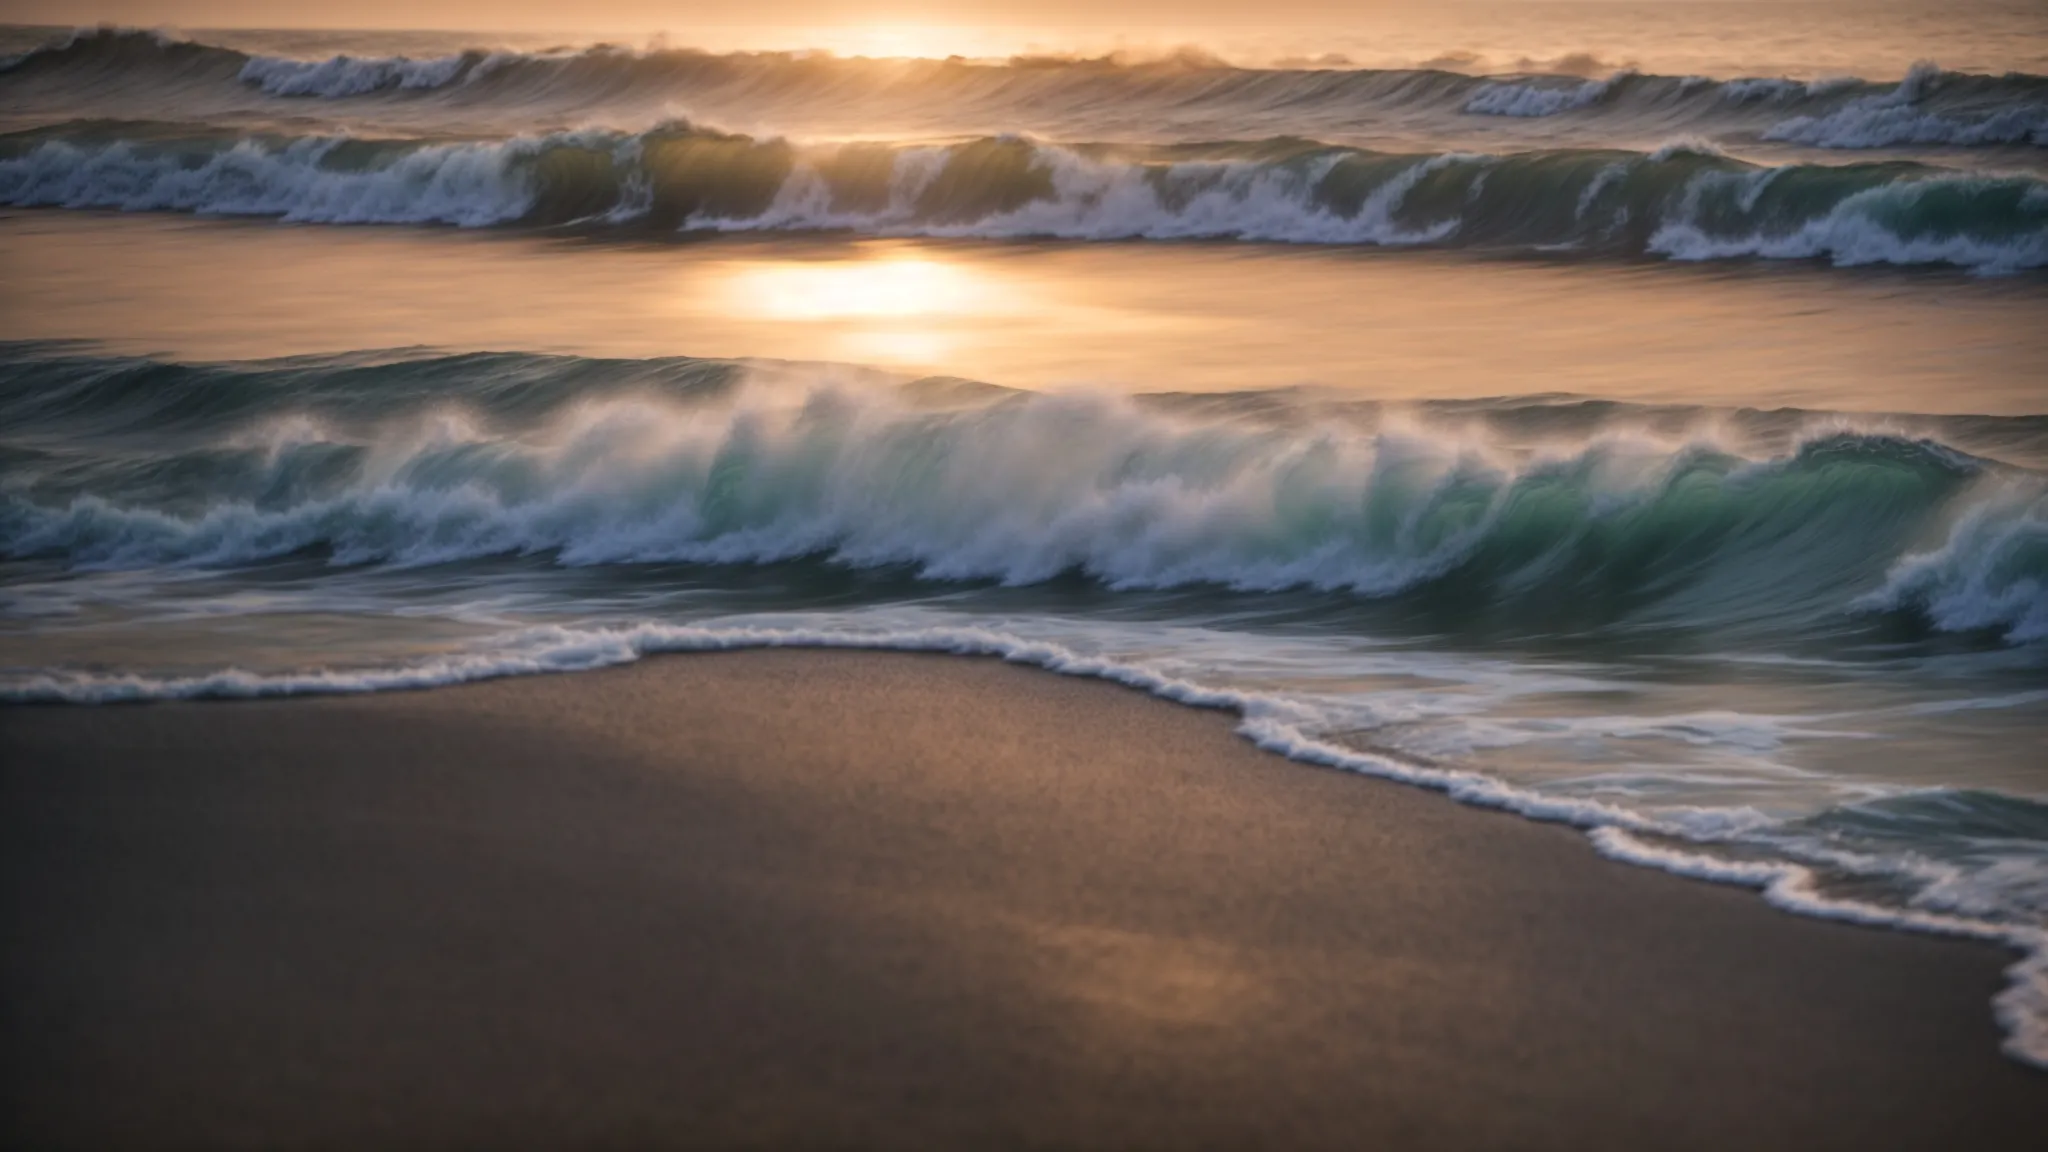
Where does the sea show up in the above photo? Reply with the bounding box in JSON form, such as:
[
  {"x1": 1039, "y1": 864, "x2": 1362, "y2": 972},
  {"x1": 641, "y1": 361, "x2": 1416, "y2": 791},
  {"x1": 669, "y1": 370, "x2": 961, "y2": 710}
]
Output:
[{"x1": 1, "y1": 3, "x2": 2044, "y2": 1069}]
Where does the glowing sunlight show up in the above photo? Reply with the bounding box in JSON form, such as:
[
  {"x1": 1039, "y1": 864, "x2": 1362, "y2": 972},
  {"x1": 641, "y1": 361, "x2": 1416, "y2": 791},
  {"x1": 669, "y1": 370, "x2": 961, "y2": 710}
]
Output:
[{"x1": 720, "y1": 256, "x2": 1010, "y2": 321}]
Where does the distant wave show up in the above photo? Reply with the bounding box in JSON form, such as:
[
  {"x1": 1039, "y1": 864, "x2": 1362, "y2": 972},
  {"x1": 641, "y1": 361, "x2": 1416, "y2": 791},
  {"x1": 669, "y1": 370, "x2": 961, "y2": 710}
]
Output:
[
  {"x1": 1460, "y1": 62, "x2": 2048, "y2": 146},
  {"x1": 1763, "y1": 62, "x2": 2048, "y2": 148},
  {"x1": 1462, "y1": 70, "x2": 1637, "y2": 117},
  {"x1": 4, "y1": 29, "x2": 2046, "y2": 153},
  {"x1": 2, "y1": 121, "x2": 2043, "y2": 271},
  {"x1": 237, "y1": 49, "x2": 476, "y2": 97},
  {"x1": 2, "y1": 346, "x2": 2042, "y2": 644}
]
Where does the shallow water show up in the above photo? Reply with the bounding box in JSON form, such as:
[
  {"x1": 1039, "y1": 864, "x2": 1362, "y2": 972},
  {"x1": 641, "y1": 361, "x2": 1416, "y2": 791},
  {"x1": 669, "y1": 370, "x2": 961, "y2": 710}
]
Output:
[{"x1": 4, "y1": 214, "x2": 2044, "y2": 413}]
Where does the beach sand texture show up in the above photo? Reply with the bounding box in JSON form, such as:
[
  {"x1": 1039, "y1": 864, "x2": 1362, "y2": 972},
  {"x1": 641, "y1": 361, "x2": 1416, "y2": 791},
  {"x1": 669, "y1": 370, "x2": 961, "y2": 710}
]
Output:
[{"x1": 4, "y1": 650, "x2": 2042, "y2": 1149}]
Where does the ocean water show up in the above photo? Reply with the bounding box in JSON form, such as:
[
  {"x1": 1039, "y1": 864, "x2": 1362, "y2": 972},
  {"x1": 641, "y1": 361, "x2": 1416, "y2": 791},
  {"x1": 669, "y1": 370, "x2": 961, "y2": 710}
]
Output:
[{"x1": 2, "y1": 5, "x2": 2046, "y2": 1069}]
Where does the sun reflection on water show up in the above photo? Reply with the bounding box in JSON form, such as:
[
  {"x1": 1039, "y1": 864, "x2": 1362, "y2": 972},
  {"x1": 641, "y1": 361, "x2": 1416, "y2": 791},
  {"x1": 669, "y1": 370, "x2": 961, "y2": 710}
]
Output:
[
  {"x1": 723, "y1": 257, "x2": 1011, "y2": 321},
  {"x1": 710, "y1": 253, "x2": 1028, "y2": 368}
]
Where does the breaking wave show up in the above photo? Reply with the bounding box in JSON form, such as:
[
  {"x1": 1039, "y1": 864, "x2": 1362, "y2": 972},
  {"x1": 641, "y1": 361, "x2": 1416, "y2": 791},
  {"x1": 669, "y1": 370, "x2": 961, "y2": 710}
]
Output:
[
  {"x1": 2, "y1": 346, "x2": 2042, "y2": 644},
  {"x1": 1763, "y1": 61, "x2": 2048, "y2": 149},
  {"x1": 2, "y1": 121, "x2": 2044, "y2": 270},
  {"x1": 237, "y1": 50, "x2": 477, "y2": 98},
  {"x1": 4, "y1": 29, "x2": 2045, "y2": 155},
  {"x1": 1462, "y1": 70, "x2": 1636, "y2": 117},
  {"x1": 1863, "y1": 481, "x2": 2048, "y2": 642}
]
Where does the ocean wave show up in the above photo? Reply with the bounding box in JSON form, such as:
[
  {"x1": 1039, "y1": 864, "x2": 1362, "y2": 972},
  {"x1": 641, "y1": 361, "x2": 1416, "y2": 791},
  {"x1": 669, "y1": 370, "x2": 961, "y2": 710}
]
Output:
[
  {"x1": 1763, "y1": 61, "x2": 2048, "y2": 148},
  {"x1": 1719, "y1": 75, "x2": 1866, "y2": 104},
  {"x1": 0, "y1": 26, "x2": 213, "y2": 73},
  {"x1": 5, "y1": 30, "x2": 2046, "y2": 157},
  {"x1": 0, "y1": 128, "x2": 548, "y2": 225},
  {"x1": 1461, "y1": 70, "x2": 1634, "y2": 117},
  {"x1": 0, "y1": 26, "x2": 249, "y2": 94},
  {"x1": 2, "y1": 354, "x2": 2040, "y2": 641},
  {"x1": 3, "y1": 123, "x2": 2043, "y2": 270},
  {"x1": 1860, "y1": 482, "x2": 2048, "y2": 642},
  {"x1": 1457, "y1": 60, "x2": 2048, "y2": 146},
  {"x1": 237, "y1": 50, "x2": 478, "y2": 98},
  {"x1": 1644, "y1": 164, "x2": 2048, "y2": 272}
]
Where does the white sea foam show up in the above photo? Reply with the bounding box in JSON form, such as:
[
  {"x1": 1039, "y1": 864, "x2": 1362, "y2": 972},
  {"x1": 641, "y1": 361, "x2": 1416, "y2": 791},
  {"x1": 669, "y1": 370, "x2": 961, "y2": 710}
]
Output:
[
  {"x1": 0, "y1": 131, "x2": 1459, "y2": 245},
  {"x1": 0, "y1": 387, "x2": 1859, "y2": 590},
  {"x1": 1648, "y1": 169, "x2": 2048, "y2": 272},
  {"x1": 1644, "y1": 137, "x2": 1727, "y2": 162},
  {"x1": 1859, "y1": 479, "x2": 2048, "y2": 643},
  {"x1": 0, "y1": 135, "x2": 536, "y2": 225},
  {"x1": 1719, "y1": 75, "x2": 1863, "y2": 103},
  {"x1": 1574, "y1": 161, "x2": 1631, "y2": 219},
  {"x1": 1, "y1": 127, "x2": 2040, "y2": 270},
  {"x1": 239, "y1": 52, "x2": 473, "y2": 98},
  {"x1": 1462, "y1": 71, "x2": 1632, "y2": 117},
  {"x1": 1762, "y1": 61, "x2": 2048, "y2": 148},
  {"x1": 5, "y1": 382, "x2": 2038, "y2": 631},
  {"x1": 718, "y1": 144, "x2": 1469, "y2": 246},
  {"x1": 1767, "y1": 102, "x2": 2048, "y2": 148}
]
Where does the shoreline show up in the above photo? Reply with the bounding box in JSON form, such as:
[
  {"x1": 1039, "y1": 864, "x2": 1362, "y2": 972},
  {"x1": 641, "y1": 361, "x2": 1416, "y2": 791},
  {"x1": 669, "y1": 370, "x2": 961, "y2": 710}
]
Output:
[
  {"x1": 9, "y1": 624, "x2": 2044, "y2": 1026},
  {"x1": 4, "y1": 648, "x2": 2045, "y2": 1148}
]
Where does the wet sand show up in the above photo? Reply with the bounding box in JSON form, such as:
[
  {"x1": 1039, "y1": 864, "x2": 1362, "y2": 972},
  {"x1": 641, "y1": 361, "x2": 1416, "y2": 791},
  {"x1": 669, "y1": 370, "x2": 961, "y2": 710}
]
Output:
[{"x1": 2, "y1": 650, "x2": 2042, "y2": 1149}]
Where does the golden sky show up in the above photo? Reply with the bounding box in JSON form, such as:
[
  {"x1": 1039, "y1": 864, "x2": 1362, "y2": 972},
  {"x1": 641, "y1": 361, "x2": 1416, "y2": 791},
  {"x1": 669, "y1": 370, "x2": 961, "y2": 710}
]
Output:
[{"x1": 8, "y1": 1, "x2": 1443, "y2": 31}]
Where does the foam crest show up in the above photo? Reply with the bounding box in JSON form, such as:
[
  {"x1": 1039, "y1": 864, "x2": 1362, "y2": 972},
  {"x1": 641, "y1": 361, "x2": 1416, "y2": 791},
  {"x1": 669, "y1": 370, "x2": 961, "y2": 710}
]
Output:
[
  {"x1": 1462, "y1": 71, "x2": 1631, "y2": 117},
  {"x1": 0, "y1": 134, "x2": 538, "y2": 225},
  {"x1": 238, "y1": 51, "x2": 476, "y2": 98},
  {"x1": 1860, "y1": 478, "x2": 2048, "y2": 642},
  {"x1": 8, "y1": 30, "x2": 2047, "y2": 159},
  {"x1": 729, "y1": 144, "x2": 1466, "y2": 246},
  {"x1": 3, "y1": 125, "x2": 2043, "y2": 271},
  {"x1": 1720, "y1": 75, "x2": 1863, "y2": 103},
  {"x1": 1764, "y1": 63, "x2": 2048, "y2": 148},
  {"x1": 1648, "y1": 167, "x2": 2048, "y2": 272}
]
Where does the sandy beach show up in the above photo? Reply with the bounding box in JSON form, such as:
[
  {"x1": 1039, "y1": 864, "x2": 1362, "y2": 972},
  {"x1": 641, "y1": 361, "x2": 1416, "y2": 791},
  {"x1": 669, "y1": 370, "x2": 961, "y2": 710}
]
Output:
[{"x1": 2, "y1": 650, "x2": 2041, "y2": 1149}]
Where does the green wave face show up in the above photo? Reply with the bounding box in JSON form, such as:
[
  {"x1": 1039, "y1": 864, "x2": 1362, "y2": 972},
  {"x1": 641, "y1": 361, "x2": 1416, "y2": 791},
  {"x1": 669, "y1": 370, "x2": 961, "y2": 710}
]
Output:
[
  {"x1": 4, "y1": 119, "x2": 2044, "y2": 270},
  {"x1": 3, "y1": 346, "x2": 2043, "y2": 646}
]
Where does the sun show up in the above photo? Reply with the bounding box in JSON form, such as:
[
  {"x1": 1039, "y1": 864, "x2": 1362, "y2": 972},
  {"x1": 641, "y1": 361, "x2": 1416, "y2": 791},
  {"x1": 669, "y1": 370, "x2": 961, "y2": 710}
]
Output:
[{"x1": 823, "y1": 25, "x2": 967, "y2": 60}]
